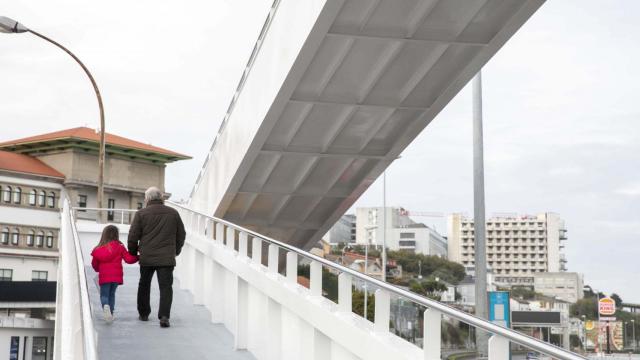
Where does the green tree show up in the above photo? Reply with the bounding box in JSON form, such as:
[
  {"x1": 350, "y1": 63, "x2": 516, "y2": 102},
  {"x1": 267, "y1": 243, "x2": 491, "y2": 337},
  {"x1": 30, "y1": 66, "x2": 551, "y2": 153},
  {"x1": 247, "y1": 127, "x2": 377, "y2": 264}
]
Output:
[
  {"x1": 510, "y1": 286, "x2": 537, "y2": 300},
  {"x1": 570, "y1": 298, "x2": 598, "y2": 320},
  {"x1": 352, "y1": 290, "x2": 375, "y2": 321},
  {"x1": 409, "y1": 279, "x2": 447, "y2": 300},
  {"x1": 611, "y1": 293, "x2": 623, "y2": 308},
  {"x1": 388, "y1": 250, "x2": 466, "y2": 284}
]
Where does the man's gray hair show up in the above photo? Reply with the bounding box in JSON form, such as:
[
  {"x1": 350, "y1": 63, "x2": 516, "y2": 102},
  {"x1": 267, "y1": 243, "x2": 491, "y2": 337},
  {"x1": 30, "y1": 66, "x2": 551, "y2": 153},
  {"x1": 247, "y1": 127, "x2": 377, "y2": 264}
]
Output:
[{"x1": 144, "y1": 187, "x2": 164, "y2": 202}]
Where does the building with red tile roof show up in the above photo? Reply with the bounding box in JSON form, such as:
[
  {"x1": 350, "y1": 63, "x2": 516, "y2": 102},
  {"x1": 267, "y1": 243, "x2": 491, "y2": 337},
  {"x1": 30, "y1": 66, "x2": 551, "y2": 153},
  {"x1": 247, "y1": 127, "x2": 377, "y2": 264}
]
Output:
[
  {"x1": 0, "y1": 151, "x2": 64, "y2": 180},
  {"x1": 0, "y1": 127, "x2": 190, "y2": 220},
  {"x1": 0, "y1": 127, "x2": 190, "y2": 163}
]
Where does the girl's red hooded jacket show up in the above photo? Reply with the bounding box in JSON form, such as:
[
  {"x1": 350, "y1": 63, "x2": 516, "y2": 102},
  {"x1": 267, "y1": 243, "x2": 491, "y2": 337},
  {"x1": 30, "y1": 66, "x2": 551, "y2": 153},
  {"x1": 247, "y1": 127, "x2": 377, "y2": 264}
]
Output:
[{"x1": 91, "y1": 240, "x2": 138, "y2": 285}]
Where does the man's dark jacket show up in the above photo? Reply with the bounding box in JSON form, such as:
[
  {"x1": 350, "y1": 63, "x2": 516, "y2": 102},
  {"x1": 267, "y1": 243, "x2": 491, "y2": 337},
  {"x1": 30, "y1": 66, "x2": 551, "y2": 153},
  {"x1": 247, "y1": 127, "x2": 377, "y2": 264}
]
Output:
[{"x1": 128, "y1": 200, "x2": 186, "y2": 266}]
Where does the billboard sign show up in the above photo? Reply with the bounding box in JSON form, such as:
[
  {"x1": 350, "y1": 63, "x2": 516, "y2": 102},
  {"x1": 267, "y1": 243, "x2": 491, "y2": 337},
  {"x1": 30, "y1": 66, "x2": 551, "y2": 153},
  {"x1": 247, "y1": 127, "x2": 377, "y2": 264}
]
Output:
[
  {"x1": 512, "y1": 311, "x2": 561, "y2": 325},
  {"x1": 488, "y1": 291, "x2": 511, "y2": 328},
  {"x1": 599, "y1": 297, "x2": 616, "y2": 316}
]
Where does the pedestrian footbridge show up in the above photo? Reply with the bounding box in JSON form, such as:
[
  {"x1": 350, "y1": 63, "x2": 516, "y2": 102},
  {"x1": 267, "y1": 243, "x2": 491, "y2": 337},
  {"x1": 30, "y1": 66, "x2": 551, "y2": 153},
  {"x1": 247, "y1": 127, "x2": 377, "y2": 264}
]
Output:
[
  {"x1": 56, "y1": 200, "x2": 584, "y2": 360},
  {"x1": 189, "y1": 0, "x2": 547, "y2": 251},
  {"x1": 52, "y1": 0, "x2": 588, "y2": 359}
]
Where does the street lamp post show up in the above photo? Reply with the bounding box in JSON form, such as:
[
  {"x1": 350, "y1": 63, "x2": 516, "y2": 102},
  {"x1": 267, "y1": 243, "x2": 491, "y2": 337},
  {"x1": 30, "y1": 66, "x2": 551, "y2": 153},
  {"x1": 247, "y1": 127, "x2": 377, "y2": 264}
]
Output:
[
  {"x1": 581, "y1": 315, "x2": 587, "y2": 353},
  {"x1": 382, "y1": 170, "x2": 387, "y2": 282},
  {"x1": 632, "y1": 319, "x2": 636, "y2": 352},
  {"x1": 362, "y1": 225, "x2": 377, "y2": 321},
  {"x1": 1, "y1": 16, "x2": 106, "y2": 219},
  {"x1": 472, "y1": 71, "x2": 489, "y2": 356}
]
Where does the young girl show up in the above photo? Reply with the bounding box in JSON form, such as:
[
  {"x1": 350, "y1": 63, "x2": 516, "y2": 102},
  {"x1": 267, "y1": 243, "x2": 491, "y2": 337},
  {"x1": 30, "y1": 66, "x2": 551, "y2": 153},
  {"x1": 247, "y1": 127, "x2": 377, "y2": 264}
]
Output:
[{"x1": 91, "y1": 225, "x2": 138, "y2": 322}]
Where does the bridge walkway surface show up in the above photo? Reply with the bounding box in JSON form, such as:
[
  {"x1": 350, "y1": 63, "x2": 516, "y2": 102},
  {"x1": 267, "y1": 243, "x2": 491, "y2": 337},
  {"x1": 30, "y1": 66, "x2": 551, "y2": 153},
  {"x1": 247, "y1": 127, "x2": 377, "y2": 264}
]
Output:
[{"x1": 85, "y1": 266, "x2": 255, "y2": 360}]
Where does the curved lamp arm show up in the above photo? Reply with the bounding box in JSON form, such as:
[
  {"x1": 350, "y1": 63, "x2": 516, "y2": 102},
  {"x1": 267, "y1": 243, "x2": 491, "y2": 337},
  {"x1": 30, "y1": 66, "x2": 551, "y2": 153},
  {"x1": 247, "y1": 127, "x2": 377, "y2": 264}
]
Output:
[{"x1": 0, "y1": 16, "x2": 106, "y2": 213}]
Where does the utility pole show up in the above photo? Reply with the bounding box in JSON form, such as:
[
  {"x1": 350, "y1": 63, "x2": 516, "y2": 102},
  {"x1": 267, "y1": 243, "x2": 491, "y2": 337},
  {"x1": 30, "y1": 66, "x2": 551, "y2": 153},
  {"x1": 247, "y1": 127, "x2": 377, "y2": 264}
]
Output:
[
  {"x1": 473, "y1": 71, "x2": 489, "y2": 357},
  {"x1": 632, "y1": 319, "x2": 636, "y2": 351},
  {"x1": 382, "y1": 171, "x2": 387, "y2": 282}
]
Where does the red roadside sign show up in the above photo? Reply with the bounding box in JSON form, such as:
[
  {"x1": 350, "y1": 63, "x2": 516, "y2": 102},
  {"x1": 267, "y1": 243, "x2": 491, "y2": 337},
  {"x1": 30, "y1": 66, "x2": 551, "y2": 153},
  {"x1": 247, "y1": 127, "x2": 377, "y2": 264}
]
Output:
[{"x1": 599, "y1": 297, "x2": 616, "y2": 316}]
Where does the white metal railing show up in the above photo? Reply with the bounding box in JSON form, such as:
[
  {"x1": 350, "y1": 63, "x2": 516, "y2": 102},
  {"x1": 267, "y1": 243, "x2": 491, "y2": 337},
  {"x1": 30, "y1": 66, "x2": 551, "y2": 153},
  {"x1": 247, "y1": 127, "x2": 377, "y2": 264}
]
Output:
[
  {"x1": 54, "y1": 199, "x2": 98, "y2": 360},
  {"x1": 74, "y1": 207, "x2": 139, "y2": 225},
  {"x1": 168, "y1": 201, "x2": 586, "y2": 360}
]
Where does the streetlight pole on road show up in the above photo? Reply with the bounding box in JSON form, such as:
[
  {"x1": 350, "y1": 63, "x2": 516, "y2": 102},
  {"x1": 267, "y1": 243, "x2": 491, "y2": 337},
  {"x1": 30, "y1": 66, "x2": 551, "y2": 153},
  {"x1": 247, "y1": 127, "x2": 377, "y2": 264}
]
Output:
[
  {"x1": 1, "y1": 16, "x2": 106, "y2": 218},
  {"x1": 472, "y1": 70, "x2": 489, "y2": 356},
  {"x1": 632, "y1": 319, "x2": 636, "y2": 352}
]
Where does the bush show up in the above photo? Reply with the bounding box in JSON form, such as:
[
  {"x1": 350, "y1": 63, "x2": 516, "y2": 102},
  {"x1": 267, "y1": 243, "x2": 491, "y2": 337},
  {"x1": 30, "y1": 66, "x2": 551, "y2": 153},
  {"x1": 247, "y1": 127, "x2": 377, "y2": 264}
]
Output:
[{"x1": 388, "y1": 250, "x2": 466, "y2": 284}]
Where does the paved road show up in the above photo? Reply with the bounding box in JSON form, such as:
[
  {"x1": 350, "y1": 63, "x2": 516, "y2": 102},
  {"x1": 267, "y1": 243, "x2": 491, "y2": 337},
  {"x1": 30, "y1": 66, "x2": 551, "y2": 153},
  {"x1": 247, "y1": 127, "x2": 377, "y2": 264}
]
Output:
[{"x1": 87, "y1": 266, "x2": 255, "y2": 360}]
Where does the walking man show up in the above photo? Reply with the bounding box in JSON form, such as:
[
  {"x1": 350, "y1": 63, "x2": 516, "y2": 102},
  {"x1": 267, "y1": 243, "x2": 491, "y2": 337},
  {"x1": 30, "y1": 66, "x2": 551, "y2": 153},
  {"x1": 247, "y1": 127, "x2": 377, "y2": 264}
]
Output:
[{"x1": 128, "y1": 187, "x2": 186, "y2": 328}]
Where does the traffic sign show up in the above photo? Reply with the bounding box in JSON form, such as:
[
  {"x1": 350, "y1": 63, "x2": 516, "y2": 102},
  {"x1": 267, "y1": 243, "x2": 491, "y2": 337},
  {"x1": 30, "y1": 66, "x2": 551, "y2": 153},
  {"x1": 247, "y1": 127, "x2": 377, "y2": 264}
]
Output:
[{"x1": 599, "y1": 297, "x2": 616, "y2": 316}]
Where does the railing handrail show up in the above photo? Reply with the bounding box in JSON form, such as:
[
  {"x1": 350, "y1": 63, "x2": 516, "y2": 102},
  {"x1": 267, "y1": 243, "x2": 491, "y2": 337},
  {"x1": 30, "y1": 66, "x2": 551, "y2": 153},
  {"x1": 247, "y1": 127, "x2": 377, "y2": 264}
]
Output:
[
  {"x1": 73, "y1": 207, "x2": 138, "y2": 212},
  {"x1": 66, "y1": 200, "x2": 98, "y2": 360},
  {"x1": 167, "y1": 201, "x2": 586, "y2": 360}
]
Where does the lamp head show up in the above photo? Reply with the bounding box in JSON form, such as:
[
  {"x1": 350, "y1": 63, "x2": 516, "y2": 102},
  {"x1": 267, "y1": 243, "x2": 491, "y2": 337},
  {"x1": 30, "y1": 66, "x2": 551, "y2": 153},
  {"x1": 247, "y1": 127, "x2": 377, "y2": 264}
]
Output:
[{"x1": 0, "y1": 16, "x2": 28, "y2": 33}]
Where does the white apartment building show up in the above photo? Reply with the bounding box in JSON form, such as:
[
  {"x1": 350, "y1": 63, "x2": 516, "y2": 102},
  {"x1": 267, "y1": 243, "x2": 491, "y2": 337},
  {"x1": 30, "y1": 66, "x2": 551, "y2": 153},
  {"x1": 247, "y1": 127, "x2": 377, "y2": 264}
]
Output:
[
  {"x1": 534, "y1": 272, "x2": 584, "y2": 303},
  {"x1": 447, "y1": 213, "x2": 568, "y2": 287},
  {"x1": 0, "y1": 151, "x2": 63, "y2": 360},
  {"x1": 356, "y1": 207, "x2": 447, "y2": 257}
]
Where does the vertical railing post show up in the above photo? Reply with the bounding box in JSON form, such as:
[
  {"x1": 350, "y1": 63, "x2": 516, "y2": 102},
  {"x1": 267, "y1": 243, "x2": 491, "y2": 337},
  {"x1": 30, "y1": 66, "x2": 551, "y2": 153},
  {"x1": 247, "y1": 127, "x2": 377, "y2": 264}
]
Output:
[
  {"x1": 226, "y1": 227, "x2": 235, "y2": 251},
  {"x1": 338, "y1": 273, "x2": 352, "y2": 313},
  {"x1": 310, "y1": 261, "x2": 322, "y2": 297},
  {"x1": 216, "y1": 223, "x2": 225, "y2": 244},
  {"x1": 202, "y1": 218, "x2": 209, "y2": 237},
  {"x1": 374, "y1": 289, "x2": 390, "y2": 332},
  {"x1": 238, "y1": 232, "x2": 248, "y2": 258},
  {"x1": 268, "y1": 244, "x2": 279, "y2": 274},
  {"x1": 488, "y1": 335, "x2": 509, "y2": 360},
  {"x1": 423, "y1": 308, "x2": 442, "y2": 360},
  {"x1": 286, "y1": 252, "x2": 297, "y2": 284},
  {"x1": 252, "y1": 237, "x2": 262, "y2": 265}
]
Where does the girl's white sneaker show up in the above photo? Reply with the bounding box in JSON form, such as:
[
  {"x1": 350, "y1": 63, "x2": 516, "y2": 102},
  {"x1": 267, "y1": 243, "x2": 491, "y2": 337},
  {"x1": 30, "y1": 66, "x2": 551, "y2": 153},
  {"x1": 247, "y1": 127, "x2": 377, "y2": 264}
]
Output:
[{"x1": 103, "y1": 304, "x2": 113, "y2": 322}]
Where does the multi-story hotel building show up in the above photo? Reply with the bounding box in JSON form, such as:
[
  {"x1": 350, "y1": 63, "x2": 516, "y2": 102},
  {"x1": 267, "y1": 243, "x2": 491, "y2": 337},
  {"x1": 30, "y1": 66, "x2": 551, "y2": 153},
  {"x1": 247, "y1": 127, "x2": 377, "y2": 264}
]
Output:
[{"x1": 447, "y1": 213, "x2": 568, "y2": 287}]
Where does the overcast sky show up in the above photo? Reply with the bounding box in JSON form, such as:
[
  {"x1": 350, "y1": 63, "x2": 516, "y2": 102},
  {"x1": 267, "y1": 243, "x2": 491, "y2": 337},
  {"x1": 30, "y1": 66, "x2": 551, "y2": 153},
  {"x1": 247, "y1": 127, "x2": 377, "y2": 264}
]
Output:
[{"x1": 2, "y1": 1, "x2": 638, "y2": 302}]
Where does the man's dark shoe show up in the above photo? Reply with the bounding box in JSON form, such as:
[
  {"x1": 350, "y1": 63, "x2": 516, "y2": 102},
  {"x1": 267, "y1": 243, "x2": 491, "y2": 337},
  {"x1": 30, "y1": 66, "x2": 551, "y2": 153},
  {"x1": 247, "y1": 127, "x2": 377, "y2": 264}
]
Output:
[
  {"x1": 138, "y1": 315, "x2": 149, "y2": 321},
  {"x1": 160, "y1": 317, "x2": 170, "y2": 328}
]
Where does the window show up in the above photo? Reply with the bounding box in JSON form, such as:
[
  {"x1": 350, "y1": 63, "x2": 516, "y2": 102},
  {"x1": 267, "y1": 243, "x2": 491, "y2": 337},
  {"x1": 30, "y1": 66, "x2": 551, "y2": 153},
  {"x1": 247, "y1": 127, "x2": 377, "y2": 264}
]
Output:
[
  {"x1": 399, "y1": 232, "x2": 415, "y2": 239},
  {"x1": 1, "y1": 227, "x2": 8, "y2": 245},
  {"x1": 78, "y1": 194, "x2": 87, "y2": 210},
  {"x1": 3, "y1": 186, "x2": 12, "y2": 202},
  {"x1": 108, "y1": 198, "x2": 115, "y2": 221},
  {"x1": 32, "y1": 337, "x2": 48, "y2": 360},
  {"x1": 13, "y1": 187, "x2": 21, "y2": 204},
  {"x1": 32, "y1": 271, "x2": 48, "y2": 282},
  {"x1": 29, "y1": 189, "x2": 37, "y2": 206},
  {"x1": 47, "y1": 192, "x2": 56, "y2": 208},
  {"x1": 46, "y1": 232, "x2": 54, "y2": 248},
  {"x1": 11, "y1": 228, "x2": 19, "y2": 246},
  {"x1": 0, "y1": 269, "x2": 12, "y2": 281},
  {"x1": 36, "y1": 231, "x2": 44, "y2": 247},
  {"x1": 38, "y1": 190, "x2": 46, "y2": 207},
  {"x1": 137, "y1": 202, "x2": 143, "y2": 210},
  {"x1": 399, "y1": 240, "x2": 416, "y2": 247},
  {"x1": 27, "y1": 230, "x2": 35, "y2": 246}
]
